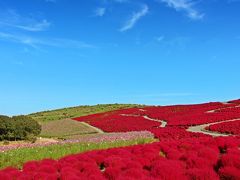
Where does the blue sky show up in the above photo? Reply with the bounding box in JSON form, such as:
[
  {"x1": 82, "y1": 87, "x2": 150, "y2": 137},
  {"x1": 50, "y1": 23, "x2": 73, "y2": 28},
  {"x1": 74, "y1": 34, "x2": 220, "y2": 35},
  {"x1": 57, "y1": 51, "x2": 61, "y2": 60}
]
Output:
[{"x1": 0, "y1": 0, "x2": 240, "y2": 115}]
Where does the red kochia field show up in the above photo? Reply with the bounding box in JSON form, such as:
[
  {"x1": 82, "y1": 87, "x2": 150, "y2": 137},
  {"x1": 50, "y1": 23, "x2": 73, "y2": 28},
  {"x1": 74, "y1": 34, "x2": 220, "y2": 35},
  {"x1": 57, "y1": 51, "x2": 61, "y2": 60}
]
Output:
[
  {"x1": 207, "y1": 120, "x2": 240, "y2": 135},
  {"x1": 1, "y1": 99, "x2": 240, "y2": 179},
  {"x1": 1, "y1": 137, "x2": 240, "y2": 180}
]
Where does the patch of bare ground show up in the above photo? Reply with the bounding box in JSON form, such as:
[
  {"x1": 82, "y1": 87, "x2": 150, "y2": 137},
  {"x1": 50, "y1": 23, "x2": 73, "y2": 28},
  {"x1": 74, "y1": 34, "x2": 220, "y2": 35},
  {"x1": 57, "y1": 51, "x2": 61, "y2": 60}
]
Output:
[
  {"x1": 40, "y1": 118, "x2": 99, "y2": 138},
  {"x1": 187, "y1": 119, "x2": 240, "y2": 137}
]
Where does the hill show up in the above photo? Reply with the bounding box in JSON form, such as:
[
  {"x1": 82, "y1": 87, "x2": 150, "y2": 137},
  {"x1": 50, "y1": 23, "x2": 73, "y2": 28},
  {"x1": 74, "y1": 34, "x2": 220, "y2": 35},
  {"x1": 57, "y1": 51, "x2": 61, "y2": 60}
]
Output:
[
  {"x1": 28, "y1": 104, "x2": 143, "y2": 123},
  {"x1": 1, "y1": 99, "x2": 240, "y2": 179}
]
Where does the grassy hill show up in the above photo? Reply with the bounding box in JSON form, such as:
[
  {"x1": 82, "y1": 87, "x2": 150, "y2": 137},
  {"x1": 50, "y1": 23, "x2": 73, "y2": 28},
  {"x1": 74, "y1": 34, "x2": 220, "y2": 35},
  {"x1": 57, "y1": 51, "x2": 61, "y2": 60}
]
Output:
[
  {"x1": 28, "y1": 104, "x2": 143, "y2": 123},
  {"x1": 39, "y1": 119, "x2": 99, "y2": 138}
]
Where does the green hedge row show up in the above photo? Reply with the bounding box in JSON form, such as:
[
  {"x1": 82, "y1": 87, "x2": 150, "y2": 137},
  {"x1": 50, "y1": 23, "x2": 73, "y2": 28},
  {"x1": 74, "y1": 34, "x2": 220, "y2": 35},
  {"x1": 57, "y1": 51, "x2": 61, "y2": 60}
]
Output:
[{"x1": 0, "y1": 115, "x2": 41, "y2": 141}]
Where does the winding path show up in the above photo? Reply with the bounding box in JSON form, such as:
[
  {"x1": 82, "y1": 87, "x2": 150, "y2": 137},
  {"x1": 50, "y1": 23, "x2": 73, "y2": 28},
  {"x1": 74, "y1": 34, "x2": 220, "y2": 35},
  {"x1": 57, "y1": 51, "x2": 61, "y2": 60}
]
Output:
[
  {"x1": 206, "y1": 104, "x2": 240, "y2": 113},
  {"x1": 79, "y1": 105, "x2": 240, "y2": 137},
  {"x1": 143, "y1": 116, "x2": 167, "y2": 128},
  {"x1": 80, "y1": 122, "x2": 104, "y2": 134},
  {"x1": 120, "y1": 114, "x2": 167, "y2": 128},
  {"x1": 187, "y1": 119, "x2": 240, "y2": 137},
  {"x1": 121, "y1": 112, "x2": 240, "y2": 137}
]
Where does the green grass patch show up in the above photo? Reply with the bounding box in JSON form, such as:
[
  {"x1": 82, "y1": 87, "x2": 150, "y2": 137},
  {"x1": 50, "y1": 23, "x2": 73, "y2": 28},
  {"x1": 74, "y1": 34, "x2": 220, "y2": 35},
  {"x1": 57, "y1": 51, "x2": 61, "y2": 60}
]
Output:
[
  {"x1": 28, "y1": 104, "x2": 143, "y2": 123},
  {"x1": 40, "y1": 119, "x2": 98, "y2": 138},
  {"x1": 0, "y1": 138, "x2": 155, "y2": 170}
]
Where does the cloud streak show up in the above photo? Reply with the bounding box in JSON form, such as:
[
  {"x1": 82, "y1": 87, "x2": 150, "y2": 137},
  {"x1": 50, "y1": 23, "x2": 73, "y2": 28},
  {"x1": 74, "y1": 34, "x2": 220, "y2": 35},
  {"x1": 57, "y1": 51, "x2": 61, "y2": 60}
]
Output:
[
  {"x1": 0, "y1": 9, "x2": 51, "y2": 32},
  {"x1": 45, "y1": 0, "x2": 57, "y2": 3},
  {"x1": 94, "y1": 7, "x2": 106, "y2": 17},
  {"x1": 124, "y1": 92, "x2": 197, "y2": 98},
  {"x1": 0, "y1": 32, "x2": 95, "y2": 49},
  {"x1": 158, "y1": 0, "x2": 204, "y2": 20},
  {"x1": 228, "y1": 0, "x2": 240, "y2": 2},
  {"x1": 120, "y1": 4, "x2": 149, "y2": 32}
]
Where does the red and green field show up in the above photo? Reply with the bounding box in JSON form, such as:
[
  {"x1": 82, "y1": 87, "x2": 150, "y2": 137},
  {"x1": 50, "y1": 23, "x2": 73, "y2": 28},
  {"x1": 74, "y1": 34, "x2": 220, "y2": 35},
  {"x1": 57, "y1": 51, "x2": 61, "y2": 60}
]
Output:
[{"x1": 1, "y1": 100, "x2": 240, "y2": 179}]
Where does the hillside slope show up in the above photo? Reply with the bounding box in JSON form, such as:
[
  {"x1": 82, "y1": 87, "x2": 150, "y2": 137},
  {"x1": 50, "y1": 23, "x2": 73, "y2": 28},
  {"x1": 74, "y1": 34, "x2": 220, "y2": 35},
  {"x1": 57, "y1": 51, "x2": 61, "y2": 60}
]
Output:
[{"x1": 28, "y1": 104, "x2": 143, "y2": 123}]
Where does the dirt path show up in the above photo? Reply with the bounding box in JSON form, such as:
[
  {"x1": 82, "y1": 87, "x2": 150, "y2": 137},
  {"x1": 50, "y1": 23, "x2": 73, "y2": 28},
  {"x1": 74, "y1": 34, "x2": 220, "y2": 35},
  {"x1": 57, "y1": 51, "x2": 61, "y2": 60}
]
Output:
[
  {"x1": 80, "y1": 122, "x2": 104, "y2": 134},
  {"x1": 143, "y1": 116, "x2": 167, "y2": 128},
  {"x1": 206, "y1": 104, "x2": 240, "y2": 113},
  {"x1": 37, "y1": 137, "x2": 59, "y2": 143},
  {"x1": 120, "y1": 114, "x2": 139, "y2": 117},
  {"x1": 187, "y1": 119, "x2": 240, "y2": 137},
  {"x1": 120, "y1": 114, "x2": 167, "y2": 128}
]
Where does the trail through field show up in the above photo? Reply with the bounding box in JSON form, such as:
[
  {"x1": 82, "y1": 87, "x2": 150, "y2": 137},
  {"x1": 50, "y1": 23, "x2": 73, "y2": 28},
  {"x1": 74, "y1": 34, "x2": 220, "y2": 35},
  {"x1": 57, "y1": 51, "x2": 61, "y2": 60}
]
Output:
[
  {"x1": 38, "y1": 137, "x2": 59, "y2": 143},
  {"x1": 143, "y1": 116, "x2": 167, "y2": 128},
  {"x1": 81, "y1": 122, "x2": 104, "y2": 133},
  {"x1": 120, "y1": 114, "x2": 167, "y2": 128},
  {"x1": 187, "y1": 119, "x2": 240, "y2": 137},
  {"x1": 206, "y1": 104, "x2": 240, "y2": 113}
]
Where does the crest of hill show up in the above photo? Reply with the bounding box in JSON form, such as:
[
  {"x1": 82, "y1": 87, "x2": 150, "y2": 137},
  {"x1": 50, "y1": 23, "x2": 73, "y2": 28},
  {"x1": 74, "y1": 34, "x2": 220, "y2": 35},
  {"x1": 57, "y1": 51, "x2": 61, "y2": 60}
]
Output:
[{"x1": 27, "y1": 104, "x2": 144, "y2": 123}]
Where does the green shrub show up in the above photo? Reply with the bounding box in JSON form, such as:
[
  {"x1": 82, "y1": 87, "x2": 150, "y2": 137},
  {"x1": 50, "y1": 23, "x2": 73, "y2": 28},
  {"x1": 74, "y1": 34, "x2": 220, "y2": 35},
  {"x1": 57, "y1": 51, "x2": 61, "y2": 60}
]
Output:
[
  {"x1": 0, "y1": 115, "x2": 41, "y2": 141},
  {"x1": 25, "y1": 134, "x2": 37, "y2": 143}
]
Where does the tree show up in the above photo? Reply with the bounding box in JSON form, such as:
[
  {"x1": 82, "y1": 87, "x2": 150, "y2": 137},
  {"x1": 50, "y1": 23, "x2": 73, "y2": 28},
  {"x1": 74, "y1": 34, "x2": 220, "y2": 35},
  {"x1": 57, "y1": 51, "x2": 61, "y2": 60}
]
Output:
[{"x1": 0, "y1": 115, "x2": 41, "y2": 141}]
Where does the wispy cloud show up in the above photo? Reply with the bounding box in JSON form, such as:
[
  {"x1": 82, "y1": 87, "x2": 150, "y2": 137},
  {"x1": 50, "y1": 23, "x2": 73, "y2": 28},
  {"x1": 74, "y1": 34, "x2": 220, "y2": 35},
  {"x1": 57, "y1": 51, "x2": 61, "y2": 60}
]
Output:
[
  {"x1": 156, "y1": 36, "x2": 165, "y2": 42},
  {"x1": 120, "y1": 4, "x2": 149, "y2": 32},
  {"x1": 0, "y1": 9, "x2": 51, "y2": 32},
  {"x1": 156, "y1": 93, "x2": 196, "y2": 97},
  {"x1": 165, "y1": 36, "x2": 190, "y2": 48},
  {"x1": 114, "y1": 0, "x2": 128, "y2": 2},
  {"x1": 45, "y1": 0, "x2": 57, "y2": 2},
  {"x1": 126, "y1": 92, "x2": 197, "y2": 98},
  {"x1": 146, "y1": 36, "x2": 191, "y2": 52},
  {"x1": 0, "y1": 32, "x2": 95, "y2": 49},
  {"x1": 94, "y1": 7, "x2": 106, "y2": 17},
  {"x1": 106, "y1": 0, "x2": 129, "y2": 3},
  {"x1": 228, "y1": 0, "x2": 240, "y2": 2},
  {"x1": 158, "y1": 0, "x2": 204, "y2": 20}
]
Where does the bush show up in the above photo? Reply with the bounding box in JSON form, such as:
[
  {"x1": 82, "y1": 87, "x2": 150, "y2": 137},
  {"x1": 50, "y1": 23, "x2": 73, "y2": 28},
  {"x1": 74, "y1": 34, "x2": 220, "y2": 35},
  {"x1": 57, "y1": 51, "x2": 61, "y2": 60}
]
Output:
[{"x1": 0, "y1": 115, "x2": 41, "y2": 141}]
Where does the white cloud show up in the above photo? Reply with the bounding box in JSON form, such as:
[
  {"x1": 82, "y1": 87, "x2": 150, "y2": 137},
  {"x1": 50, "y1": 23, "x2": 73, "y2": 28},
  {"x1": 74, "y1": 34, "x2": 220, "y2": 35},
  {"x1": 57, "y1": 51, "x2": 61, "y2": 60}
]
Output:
[
  {"x1": 45, "y1": 0, "x2": 56, "y2": 2},
  {"x1": 94, "y1": 7, "x2": 106, "y2": 17},
  {"x1": 155, "y1": 93, "x2": 196, "y2": 97},
  {"x1": 129, "y1": 93, "x2": 196, "y2": 98},
  {"x1": 113, "y1": 0, "x2": 129, "y2": 2},
  {"x1": 164, "y1": 36, "x2": 190, "y2": 50},
  {"x1": 1, "y1": 19, "x2": 51, "y2": 32},
  {"x1": 120, "y1": 4, "x2": 149, "y2": 32},
  {"x1": 104, "y1": 0, "x2": 129, "y2": 3},
  {"x1": 158, "y1": 0, "x2": 204, "y2": 20},
  {"x1": 156, "y1": 36, "x2": 165, "y2": 42},
  {"x1": 0, "y1": 32, "x2": 95, "y2": 49},
  {"x1": 228, "y1": 0, "x2": 240, "y2": 2},
  {"x1": 0, "y1": 9, "x2": 51, "y2": 32}
]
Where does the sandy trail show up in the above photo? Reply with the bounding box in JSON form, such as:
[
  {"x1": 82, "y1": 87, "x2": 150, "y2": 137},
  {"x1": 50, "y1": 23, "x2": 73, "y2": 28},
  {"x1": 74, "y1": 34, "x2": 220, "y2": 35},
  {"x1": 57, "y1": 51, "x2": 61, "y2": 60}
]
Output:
[
  {"x1": 80, "y1": 122, "x2": 104, "y2": 133},
  {"x1": 206, "y1": 105, "x2": 240, "y2": 113},
  {"x1": 187, "y1": 119, "x2": 240, "y2": 137},
  {"x1": 78, "y1": 107, "x2": 240, "y2": 137},
  {"x1": 143, "y1": 116, "x2": 167, "y2": 128},
  {"x1": 120, "y1": 114, "x2": 167, "y2": 128}
]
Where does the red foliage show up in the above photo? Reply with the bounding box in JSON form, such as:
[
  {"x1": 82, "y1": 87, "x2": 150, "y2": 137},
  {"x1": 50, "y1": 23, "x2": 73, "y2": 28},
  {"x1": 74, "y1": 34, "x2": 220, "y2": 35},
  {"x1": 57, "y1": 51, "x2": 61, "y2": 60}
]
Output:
[
  {"x1": 1, "y1": 136, "x2": 240, "y2": 179},
  {"x1": 75, "y1": 113, "x2": 160, "y2": 132},
  {"x1": 1, "y1": 99, "x2": 240, "y2": 179},
  {"x1": 228, "y1": 99, "x2": 240, "y2": 104},
  {"x1": 186, "y1": 168, "x2": 219, "y2": 180},
  {"x1": 219, "y1": 166, "x2": 240, "y2": 180},
  {"x1": 73, "y1": 100, "x2": 240, "y2": 132},
  {"x1": 207, "y1": 120, "x2": 240, "y2": 135}
]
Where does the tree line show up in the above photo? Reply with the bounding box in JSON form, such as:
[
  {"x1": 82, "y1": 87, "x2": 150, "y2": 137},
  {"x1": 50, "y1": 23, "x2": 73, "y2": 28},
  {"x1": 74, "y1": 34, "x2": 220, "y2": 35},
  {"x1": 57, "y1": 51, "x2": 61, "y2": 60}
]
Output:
[{"x1": 0, "y1": 115, "x2": 41, "y2": 141}]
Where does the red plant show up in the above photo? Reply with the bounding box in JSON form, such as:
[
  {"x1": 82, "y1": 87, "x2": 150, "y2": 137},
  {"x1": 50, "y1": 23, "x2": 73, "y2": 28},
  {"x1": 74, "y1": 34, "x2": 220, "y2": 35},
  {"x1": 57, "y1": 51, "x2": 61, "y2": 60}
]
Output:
[
  {"x1": 206, "y1": 120, "x2": 240, "y2": 135},
  {"x1": 1, "y1": 99, "x2": 240, "y2": 179}
]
